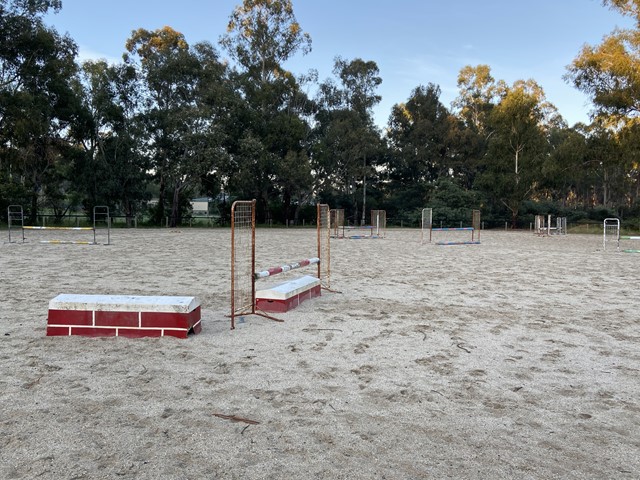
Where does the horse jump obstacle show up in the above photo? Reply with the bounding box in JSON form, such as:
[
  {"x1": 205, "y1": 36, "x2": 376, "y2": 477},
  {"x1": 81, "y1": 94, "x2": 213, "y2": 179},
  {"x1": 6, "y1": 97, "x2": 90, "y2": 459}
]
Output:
[
  {"x1": 603, "y1": 218, "x2": 620, "y2": 251},
  {"x1": 602, "y1": 218, "x2": 640, "y2": 252},
  {"x1": 371, "y1": 210, "x2": 386, "y2": 238},
  {"x1": 426, "y1": 209, "x2": 481, "y2": 245},
  {"x1": 341, "y1": 225, "x2": 376, "y2": 239},
  {"x1": 230, "y1": 200, "x2": 331, "y2": 329},
  {"x1": 330, "y1": 208, "x2": 345, "y2": 238},
  {"x1": 333, "y1": 210, "x2": 386, "y2": 239},
  {"x1": 47, "y1": 294, "x2": 202, "y2": 338},
  {"x1": 621, "y1": 236, "x2": 640, "y2": 253},
  {"x1": 421, "y1": 208, "x2": 432, "y2": 244},
  {"x1": 621, "y1": 237, "x2": 640, "y2": 253},
  {"x1": 534, "y1": 214, "x2": 567, "y2": 236},
  {"x1": 8, "y1": 205, "x2": 111, "y2": 245}
]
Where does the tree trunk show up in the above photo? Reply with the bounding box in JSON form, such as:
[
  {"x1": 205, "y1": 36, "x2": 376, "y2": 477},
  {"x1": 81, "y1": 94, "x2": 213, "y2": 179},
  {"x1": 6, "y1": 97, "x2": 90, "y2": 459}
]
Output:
[
  {"x1": 170, "y1": 183, "x2": 181, "y2": 228},
  {"x1": 259, "y1": 191, "x2": 270, "y2": 225},
  {"x1": 282, "y1": 188, "x2": 291, "y2": 225},
  {"x1": 154, "y1": 175, "x2": 166, "y2": 226},
  {"x1": 351, "y1": 176, "x2": 359, "y2": 226},
  {"x1": 125, "y1": 199, "x2": 134, "y2": 228},
  {"x1": 603, "y1": 168, "x2": 610, "y2": 207},
  {"x1": 30, "y1": 183, "x2": 38, "y2": 225}
]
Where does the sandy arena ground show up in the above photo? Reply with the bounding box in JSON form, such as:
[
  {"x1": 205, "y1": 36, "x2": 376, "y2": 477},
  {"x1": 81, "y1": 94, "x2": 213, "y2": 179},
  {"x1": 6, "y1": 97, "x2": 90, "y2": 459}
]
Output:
[{"x1": 0, "y1": 227, "x2": 638, "y2": 479}]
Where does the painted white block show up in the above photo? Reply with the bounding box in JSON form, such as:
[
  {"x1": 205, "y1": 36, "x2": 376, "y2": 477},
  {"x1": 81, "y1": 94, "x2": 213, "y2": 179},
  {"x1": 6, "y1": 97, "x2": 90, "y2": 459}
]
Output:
[
  {"x1": 255, "y1": 275, "x2": 320, "y2": 301},
  {"x1": 48, "y1": 294, "x2": 200, "y2": 313}
]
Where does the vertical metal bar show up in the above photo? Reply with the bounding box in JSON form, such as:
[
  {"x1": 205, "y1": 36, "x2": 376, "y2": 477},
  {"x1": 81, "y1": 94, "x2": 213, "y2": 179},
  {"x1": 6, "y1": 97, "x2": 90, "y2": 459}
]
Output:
[
  {"x1": 250, "y1": 199, "x2": 256, "y2": 316},
  {"x1": 429, "y1": 213, "x2": 433, "y2": 243},
  {"x1": 230, "y1": 201, "x2": 237, "y2": 329},
  {"x1": 317, "y1": 204, "x2": 321, "y2": 280},
  {"x1": 325, "y1": 206, "x2": 330, "y2": 288},
  {"x1": 7, "y1": 206, "x2": 11, "y2": 243},
  {"x1": 318, "y1": 204, "x2": 330, "y2": 288}
]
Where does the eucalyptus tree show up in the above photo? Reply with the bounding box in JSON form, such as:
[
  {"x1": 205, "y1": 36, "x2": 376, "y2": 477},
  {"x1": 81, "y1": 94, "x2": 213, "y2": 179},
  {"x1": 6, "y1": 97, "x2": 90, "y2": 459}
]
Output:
[
  {"x1": 0, "y1": 0, "x2": 82, "y2": 222},
  {"x1": 617, "y1": 121, "x2": 640, "y2": 212},
  {"x1": 220, "y1": 0, "x2": 314, "y2": 223},
  {"x1": 541, "y1": 125, "x2": 589, "y2": 206},
  {"x1": 475, "y1": 80, "x2": 553, "y2": 227},
  {"x1": 565, "y1": 0, "x2": 640, "y2": 211},
  {"x1": 220, "y1": 0, "x2": 311, "y2": 90},
  {"x1": 313, "y1": 57, "x2": 383, "y2": 224},
  {"x1": 72, "y1": 60, "x2": 150, "y2": 225},
  {"x1": 541, "y1": 121, "x2": 635, "y2": 212},
  {"x1": 386, "y1": 83, "x2": 460, "y2": 213},
  {"x1": 566, "y1": 0, "x2": 640, "y2": 123},
  {"x1": 584, "y1": 122, "x2": 628, "y2": 208},
  {"x1": 452, "y1": 64, "x2": 500, "y2": 135},
  {"x1": 451, "y1": 65, "x2": 503, "y2": 191},
  {"x1": 125, "y1": 27, "x2": 229, "y2": 227}
]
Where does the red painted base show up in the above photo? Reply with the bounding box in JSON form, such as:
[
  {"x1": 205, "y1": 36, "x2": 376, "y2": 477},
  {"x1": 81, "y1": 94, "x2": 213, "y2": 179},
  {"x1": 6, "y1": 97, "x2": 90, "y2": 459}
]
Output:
[
  {"x1": 256, "y1": 285, "x2": 321, "y2": 313},
  {"x1": 47, "y1": 306, "x2": 202, "y2": 339}
]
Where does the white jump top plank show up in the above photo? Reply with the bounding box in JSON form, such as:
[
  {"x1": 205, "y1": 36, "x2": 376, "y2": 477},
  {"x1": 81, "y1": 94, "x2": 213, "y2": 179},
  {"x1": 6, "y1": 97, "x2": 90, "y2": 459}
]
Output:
[
  {"x1": 48, "y1": 294, "x2": 200, "y2": 313},
  {"x1": 255, "y1": 275, "x2": 320, "y2": 300}
]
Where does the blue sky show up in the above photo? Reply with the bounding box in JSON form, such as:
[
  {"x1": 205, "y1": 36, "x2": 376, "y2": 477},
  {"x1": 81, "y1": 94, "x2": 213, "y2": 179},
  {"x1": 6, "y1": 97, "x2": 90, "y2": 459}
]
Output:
[{"x1": 45, "y1": 0, "x2": 632, "y2": 128}]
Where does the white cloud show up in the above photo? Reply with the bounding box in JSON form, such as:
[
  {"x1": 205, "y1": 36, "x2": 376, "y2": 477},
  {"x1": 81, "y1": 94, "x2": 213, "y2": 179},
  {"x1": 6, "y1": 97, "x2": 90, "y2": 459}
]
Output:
[{"x1": 76, "y1": 45, "x2": 121, "y2": 65}]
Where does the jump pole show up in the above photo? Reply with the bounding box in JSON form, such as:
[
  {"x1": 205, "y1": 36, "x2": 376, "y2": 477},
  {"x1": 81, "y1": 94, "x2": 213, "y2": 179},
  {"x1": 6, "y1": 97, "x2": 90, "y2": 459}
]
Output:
[
  {"x1": 254, "y1": 257, "x2": 320, "y2": 279},
  {"x1": 621, "y1": 235, "x2": 640, "y2": 253}
]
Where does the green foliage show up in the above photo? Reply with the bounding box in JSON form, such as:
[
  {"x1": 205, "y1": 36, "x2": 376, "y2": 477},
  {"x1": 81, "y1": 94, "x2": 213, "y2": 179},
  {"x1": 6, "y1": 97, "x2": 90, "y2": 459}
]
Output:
[
  {"x1": 312, "y1": 57, "x2": 383, "y2": 224},
  {"x1": 429, "y1": 178, "x2": 480, "y2": 227},
  {"x1": 0, "y1": 172, "x2": 30, "y2": 221},
  {"x1": 473, "y1": 79, "x2": 552, "y2": 226},
  {"x1": 387, "y1": 84, "x2": 454, "y2": 185},
  {"x1": 125, "y1": 27, "x2": 231, "y2": 227},
  {"x1": 3, "y1": 1, "x2": 640, "y2": 229},
  {"x1": 0, "y1": 0, "x2": 82, "y2": 222},
  {"x1": 73, "y1": 60, "x2": 150, "y2": 221},
  {"x1": 220, "y1": 0, "x2": 311, "y2": 85}
]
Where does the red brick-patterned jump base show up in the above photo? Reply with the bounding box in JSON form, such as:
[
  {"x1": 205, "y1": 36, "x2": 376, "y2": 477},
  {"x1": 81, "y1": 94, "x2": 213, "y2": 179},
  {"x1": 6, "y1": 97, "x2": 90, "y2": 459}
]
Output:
[
  {"x1": 255, "y1": 275, "x2": 321, "y2": 313},
  {"x1": 47, "y1": 294, "x2": 201, "y2": 339}
]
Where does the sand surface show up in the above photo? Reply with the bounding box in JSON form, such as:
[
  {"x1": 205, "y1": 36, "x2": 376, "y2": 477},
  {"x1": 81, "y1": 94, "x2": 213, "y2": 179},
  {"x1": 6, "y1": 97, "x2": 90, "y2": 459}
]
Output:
[{"x1": 1, "y1": 227, "x2": 638, "y2": 479}]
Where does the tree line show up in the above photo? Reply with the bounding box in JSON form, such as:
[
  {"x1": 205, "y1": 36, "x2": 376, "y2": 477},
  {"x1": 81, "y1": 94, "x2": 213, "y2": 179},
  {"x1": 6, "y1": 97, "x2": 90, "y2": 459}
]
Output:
[{"x1": 1, "y1": 0, "x2": 640, "y2": 229}]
